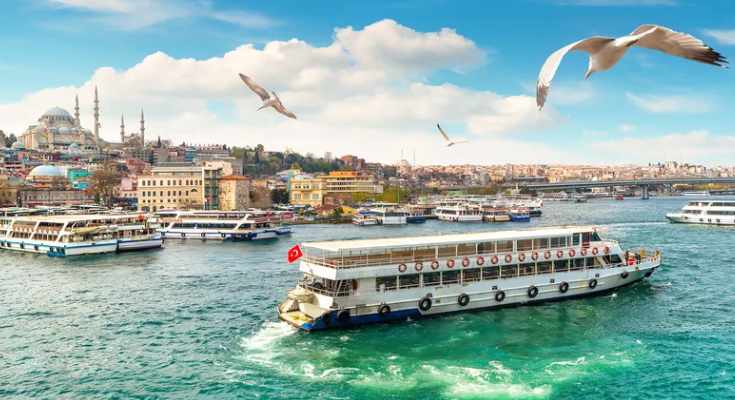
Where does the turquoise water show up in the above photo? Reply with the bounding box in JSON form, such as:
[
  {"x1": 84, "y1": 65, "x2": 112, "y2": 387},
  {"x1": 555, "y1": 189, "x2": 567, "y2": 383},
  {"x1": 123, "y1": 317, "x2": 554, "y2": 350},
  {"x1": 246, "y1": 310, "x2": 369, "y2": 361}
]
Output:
[{"x1": 2, "y1": 197, "x2": 735, "y2": 399}]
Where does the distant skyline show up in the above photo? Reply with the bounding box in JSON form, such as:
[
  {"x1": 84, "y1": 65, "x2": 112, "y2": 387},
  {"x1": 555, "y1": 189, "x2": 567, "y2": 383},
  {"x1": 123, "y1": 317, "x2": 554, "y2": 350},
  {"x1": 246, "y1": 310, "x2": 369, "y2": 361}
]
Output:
[{"x1": 1, "y1": 0, "x2": 734, "y2": 167}]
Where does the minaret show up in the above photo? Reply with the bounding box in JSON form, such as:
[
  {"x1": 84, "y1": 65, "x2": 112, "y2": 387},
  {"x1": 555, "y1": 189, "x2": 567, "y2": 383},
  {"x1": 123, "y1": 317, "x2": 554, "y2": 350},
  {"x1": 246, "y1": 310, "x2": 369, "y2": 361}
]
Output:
[
  {"x1": 93, "y1": 86, "x2": 100, "y2": 149},
  {"x1": 120, "y1": 114, "x2": 125, "y2": 143},
  {"x1": 74, "y1": 94, "x2": 80, "y2": 126},
  {"x1": 140, "y1": 109, "x2": 145, "y2": 147}
]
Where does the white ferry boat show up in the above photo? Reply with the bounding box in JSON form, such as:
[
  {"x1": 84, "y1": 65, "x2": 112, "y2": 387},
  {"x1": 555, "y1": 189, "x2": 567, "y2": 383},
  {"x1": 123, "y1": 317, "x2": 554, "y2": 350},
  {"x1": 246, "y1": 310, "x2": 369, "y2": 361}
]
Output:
[
  {"x1": 115, "y1": 215, "x2": 163, "y2": 252},
  {"x1": 482, "y1": 207, "x2": 510, "y2": 222},
  {"x1": 0, "y1": 215, "x2": 112, "y2": 256},
  {"x1": 155, "y1": 210, "x2": 288, "y2": 240},
  {"x1": 352, "y1": 211, "x2": 378, "y2": 226},
  {"x1": 680, "y1": 190, "x2": 710, "y2": 196},
  {"x1": 279, "y1": 227, "x2": 661, "y2": 331},
  {"x1": 666, "y1": 200, "x2": 735, "y2": 225},
  {"x1": 373, "y1": 207, "x2": 408, "y2": 226},
  {"x1": 436, "y1": 204, "x2": 483, "y2": 222}
]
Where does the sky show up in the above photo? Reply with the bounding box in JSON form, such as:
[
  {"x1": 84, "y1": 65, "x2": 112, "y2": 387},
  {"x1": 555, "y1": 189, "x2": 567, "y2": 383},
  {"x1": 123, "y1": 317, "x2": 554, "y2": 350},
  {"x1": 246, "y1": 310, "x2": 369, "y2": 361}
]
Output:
[{"x1": 1, "y1": 0, "x2": 734, "y2": 167}]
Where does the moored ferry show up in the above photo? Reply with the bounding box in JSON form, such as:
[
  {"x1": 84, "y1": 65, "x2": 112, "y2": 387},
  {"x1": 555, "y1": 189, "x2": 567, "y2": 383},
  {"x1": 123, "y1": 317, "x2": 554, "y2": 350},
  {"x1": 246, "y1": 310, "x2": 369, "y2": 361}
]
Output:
[
  {"x1": 115, "y1": 215, "x2": 163, "y2": 252},
  {"x1": 279, "y1": 226, "x2": 661, "y2": 331},
  {"x1": 666, "y1": 200, "x2": 735, "y2": 225},
  {"x1": 509, "y1": 206, "x2": 530, "y2": 222},
  {"x1": 156, "y1": 210, "x2": 288, "y2": 240},
  {"x1": 436, "y1": 204, "x2": 482, "y2": 222},
  {"x1": 373, "y1": 207, "x2": 408, "y2": 226},
  {"x1": 352, "y1": 211, "x2": 378, "y2": 226},
  {"x1": 482, "y1": 207, "x2": 510, "y2": 222},
  {"x1": 0, "y1": 215, "x2": 117, "y2": 256}
]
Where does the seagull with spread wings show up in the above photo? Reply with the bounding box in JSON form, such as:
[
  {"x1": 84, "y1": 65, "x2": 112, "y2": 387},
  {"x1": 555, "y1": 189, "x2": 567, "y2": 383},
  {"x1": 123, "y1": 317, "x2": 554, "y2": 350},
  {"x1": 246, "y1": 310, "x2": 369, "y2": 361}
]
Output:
[
  {"x1": 238, "y1": 73, "x2": 297, "y2": 119},
  {"x1": 437, "y1": 124, "x2": 469, "y2": 147},
  {"x1": 537, "y1": 24, "x2": 728, "y2": 110}
]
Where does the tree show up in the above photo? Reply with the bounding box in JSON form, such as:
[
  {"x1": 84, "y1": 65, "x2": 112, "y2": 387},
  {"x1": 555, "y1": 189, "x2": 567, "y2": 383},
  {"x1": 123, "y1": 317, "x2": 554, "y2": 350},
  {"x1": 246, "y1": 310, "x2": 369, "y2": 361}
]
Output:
[
  {"x1": 87, "y1": 162, "x2": 122, "y2": 205},
  {"x1": 6, "y1": 133, "x2": 17, "y2": 146},
  {"x1": 271, "y1": 188, "x2": 289, "y2": 204},
  {"x1": 323, "y1": 151, "x2": 332, "y2": 161},
  {"x1": 339, "y1": 164, "x2": 353, "y2": 171},
  {"x1": 255, "y1": 144, "x2": 265, "y2": 152}
]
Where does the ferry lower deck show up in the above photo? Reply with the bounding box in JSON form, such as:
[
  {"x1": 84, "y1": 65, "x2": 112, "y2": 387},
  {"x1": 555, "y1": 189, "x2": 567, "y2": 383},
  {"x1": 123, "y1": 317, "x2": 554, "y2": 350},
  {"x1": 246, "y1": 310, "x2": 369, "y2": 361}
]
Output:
[{"x1": 279, "y1": 226, "x2": 661, "y2": 331}]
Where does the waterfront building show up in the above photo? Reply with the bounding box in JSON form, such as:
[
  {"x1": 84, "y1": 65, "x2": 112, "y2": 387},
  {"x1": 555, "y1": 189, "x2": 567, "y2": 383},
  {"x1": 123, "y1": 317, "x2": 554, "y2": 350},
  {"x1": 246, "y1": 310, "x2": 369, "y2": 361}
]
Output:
[
  {"x1": 218, "y1": 174, "x2": 250, "y2": 211},
  {"x1": 319, "y1": 171, "x2": 382, "y2": 196},
  {"x1": 136, "y1": 165, "x2": 205, "y2": 212},
  {"x1": 290, "y1": 174, "x2": 326, "y2": 207}
]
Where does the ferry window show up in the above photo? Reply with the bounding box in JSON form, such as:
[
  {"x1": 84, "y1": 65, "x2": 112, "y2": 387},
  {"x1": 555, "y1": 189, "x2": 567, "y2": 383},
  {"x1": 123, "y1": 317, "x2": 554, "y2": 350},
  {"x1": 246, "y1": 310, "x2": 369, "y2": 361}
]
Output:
[
  {"x1": 501, "y1": 265, "x2": 517, "y2": 278},
  {"x1": 554, "y1": 260, "x2": 568, "y2": 273},
  {"x1": 585, "y1": 257, "x2": 600, "y2": 268},
  {"x1": 609, "y1": 254, "x2": 623, "y2": 265},
  {"x1": 517, "y1": 239, "x2": 533, "y2": 251},
  {"x1": 570, "y1": 258, "x2": 584, "y2": 271},
  {"x1": 376, "y1": 276, "x2": 397, "y2": 290},
  {"x1": 457, "y1": 243, "x2": 475, "y2": 256},
  {"x1": 572, "y1": 234, "x2": 581, "y2": 246},
  {"x1": 442, "y1": 271, "x2": 459, "y2": 284},
  {"x1": 550, "y1": 237, "x2": 567, "y2": 248},
  {"x1": 477, "y1": 242, "x2": 494, "y2": 254},
  {"x1": 537, "y1": 261, "x2": 552, "y2": 274},
  {"x1": 399, "y1": 274, "x2": 419, "y2": 288},
  {"x1": 482, "y1": 267, "x2": 499, "y2": 280},
  {"x1": 519, "y1": 263, "x2": 535, "y2": 276},
  {"x1": 533, "y1": 238, "x2": 549, "y2": 250},
  {"x1": 437, "y1": 246, "x2": 457, "y2": 258},
  {"x1": 423, "y1": 272, "x2": 441, "y2": 286},
  {"x1": 463, "y1": 268, "x2": 481, "y2": 282},
  {"x1": 497, "y1": 240, "x2": 513, "y2": 253},
  {"x1": 591, "y1": 232, "x2": 601, "y2": 242}
]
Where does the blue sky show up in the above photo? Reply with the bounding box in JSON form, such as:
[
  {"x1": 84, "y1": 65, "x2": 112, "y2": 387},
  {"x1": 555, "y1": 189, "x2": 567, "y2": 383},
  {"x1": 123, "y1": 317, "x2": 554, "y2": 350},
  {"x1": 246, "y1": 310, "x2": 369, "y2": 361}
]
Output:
[{"x1": 1, "y1": 0, "x2": 734, "y2": 166}]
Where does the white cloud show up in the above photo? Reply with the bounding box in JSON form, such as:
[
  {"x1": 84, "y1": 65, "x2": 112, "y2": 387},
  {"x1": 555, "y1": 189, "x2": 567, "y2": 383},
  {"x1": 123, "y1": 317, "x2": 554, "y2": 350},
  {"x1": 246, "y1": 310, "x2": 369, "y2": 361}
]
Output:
[
  {"x1": 702, "y1": 29, "x2": 735, "y2": 46},
  {"x1": 46, "y1": 0, "x2": 280, "y2": 29},
  {"x1": 626, "y1": 92, "x2": 713, "y2": 113},
  {"x1": 0, "y1": 20, "x2": 566, "y2": 165},
  {"x1": 589, "y1": 130, "x2": 735, "y2": 165},
  {"x1": 582, "y1": 129, "x2": 608, "y2": 137},
  {"x1": 544, "y1": 82, "x2": 595, "y2": 106},
  {"x1": 619, "y1": 124, "x2": 636, "y2": 132}
]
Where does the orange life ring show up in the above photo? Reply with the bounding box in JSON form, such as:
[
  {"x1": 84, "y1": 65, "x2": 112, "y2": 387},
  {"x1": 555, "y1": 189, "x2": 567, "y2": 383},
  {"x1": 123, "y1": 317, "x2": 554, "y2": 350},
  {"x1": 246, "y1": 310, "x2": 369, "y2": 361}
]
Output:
[
  {"x1": 581, "y1": 248, "x2": 588, "y2": 256},
  {"x1": 519, "y1": 253, "x2": 526, "y2": 262},
  {"x1": 531, "y1": 252, "x2": 539, "y2": 261},
  {"x1": 504, "y1": 254, "x2": 512, "y2": 263},
  {"x1": 431, "y1": 260, "x2": 440, "y2": 270},
  {"x1": 398, "y1": 263, "x2": 407, "y2": 273},
  {"x1": 603, "y1": 246, "x2": 610, "y2": 255},
  {"x1": 462, "y1": 257, "x2": 470, "y2": 267},
  {"x1": 414, "y1": 262, "x2": 423, "y2": 272},
  {"x1": 447, "y1": 259, "x2": 455, "y2": 269},
  {"x1": 568, "y1": 249, "x2": 576, "y2": 257},
  {"x1": 592, "y1": 247, "x2": 599, "y2": 255},
  {"x1": 556, "y1": 250, "x2": 564, "y2": 258},
  {"x1": 491, "y1": 255, "x2": 499, "y2": 264},
  {"x1": 476, "y1": 256, "x2": 485, "y2": 266}
]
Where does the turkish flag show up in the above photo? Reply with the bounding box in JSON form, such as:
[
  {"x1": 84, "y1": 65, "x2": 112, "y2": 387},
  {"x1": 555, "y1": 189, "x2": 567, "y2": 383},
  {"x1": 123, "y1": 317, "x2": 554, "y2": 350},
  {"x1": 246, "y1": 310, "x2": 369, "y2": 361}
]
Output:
[{"x1": 287, "y1": 244, "x2": 303, "y2": 263}]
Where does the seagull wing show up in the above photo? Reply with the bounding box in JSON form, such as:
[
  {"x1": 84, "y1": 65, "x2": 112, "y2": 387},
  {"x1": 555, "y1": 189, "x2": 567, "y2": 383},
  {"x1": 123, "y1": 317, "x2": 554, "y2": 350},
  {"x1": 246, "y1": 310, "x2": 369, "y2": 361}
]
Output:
[
  {"x1": 454, "y1": 140, "x2": 469, "y2": 144},
  {"x1": 238, "y1": 73, "x2": 270, "y2": 100},
  {"x1": 437, "y1": 124, "x2": 450, "y2": 141},
  {"x1": 273, "y1": 101, "x2": 297, "y2": 119},
  {"x1": 630, "y1": 25, "x2": 728, "y2": 68},
  {"x1": 536, "y1": 36, "x2": 615, "y2": 110}
]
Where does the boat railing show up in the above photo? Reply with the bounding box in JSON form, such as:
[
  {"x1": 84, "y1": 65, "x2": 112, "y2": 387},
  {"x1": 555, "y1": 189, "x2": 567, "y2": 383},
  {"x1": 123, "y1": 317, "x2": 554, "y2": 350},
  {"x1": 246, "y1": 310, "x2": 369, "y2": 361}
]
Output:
[{"x1": 297, "y1": 281, "x2": 350, "y2": 297}]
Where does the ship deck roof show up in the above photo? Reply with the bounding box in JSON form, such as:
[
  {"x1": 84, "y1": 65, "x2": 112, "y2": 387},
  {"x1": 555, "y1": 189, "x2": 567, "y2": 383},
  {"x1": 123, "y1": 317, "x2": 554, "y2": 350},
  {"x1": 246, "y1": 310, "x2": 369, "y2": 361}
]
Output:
[{"x1": 304, "y1": 226, "x2": 596, "y2": 252}]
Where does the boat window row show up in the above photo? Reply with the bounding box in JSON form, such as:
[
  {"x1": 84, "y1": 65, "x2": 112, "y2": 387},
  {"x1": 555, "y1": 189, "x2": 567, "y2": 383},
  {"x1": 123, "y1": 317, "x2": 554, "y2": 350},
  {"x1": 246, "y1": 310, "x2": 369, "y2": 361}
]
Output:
[
  {"x1": 375, "y1": 257, "x2": 604, "y2": 291},
  {"x1": 705, "y1": 210, "x2": 735, "y2": 215},
  {"x1": 170, "y1": 222, "x2": 238, "y2": 229},
  {"x1": 683, "y1": 210, "x2": 703, "y2": 214},
  {"x1": 710, "y1": 202, "x2": 735, "y2": 207}
]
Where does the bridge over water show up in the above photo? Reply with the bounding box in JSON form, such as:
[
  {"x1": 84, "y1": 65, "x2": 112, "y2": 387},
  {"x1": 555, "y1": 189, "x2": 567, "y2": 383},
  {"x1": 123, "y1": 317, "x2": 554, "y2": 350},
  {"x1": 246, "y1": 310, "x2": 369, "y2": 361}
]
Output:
[{"x1": 527, "y1": 178, "x2": 735, "y2": 199}]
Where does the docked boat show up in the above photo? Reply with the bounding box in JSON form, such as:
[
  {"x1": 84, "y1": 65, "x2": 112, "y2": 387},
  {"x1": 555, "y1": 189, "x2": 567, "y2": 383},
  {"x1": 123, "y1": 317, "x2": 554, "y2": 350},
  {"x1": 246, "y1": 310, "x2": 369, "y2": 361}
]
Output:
[
  {"x1": 373, "y1": 207, "x2": 408, "y2": 226},
  {"x1": 666, "y1": 200, "x2": 735, "y2": 225},
  {"x1": 509, "y1": 206, "x2": 530, "y2": 222},
  {"x1": 115, "y1": 215, "x2": 163, "y2": 252},
  {"x1": 406, "y1": 209, "x2": 427, "y2": 224},
  {"x1": 482, "y1": 207, "x2": 510, "y2": 222},
  {"x1": 436, "y1": 204, "x2": 482, "y2": 222},
  {"x1": 278, "y1": 226, "x2": 662, "y2": 331},
  {"x1": 615, "y1": 195, "x2": 624, "y2": 201},
  {"x1": 352, "y1": 211, "x2": 378, "y2": 226},
  {"x1": 0, "y1": 215, "x2": 117, "y2": 256},
  {"x1": 680, "y1": 190, "x2": 710, "y2": 196},
  {"x1": 574, "y1": 196, "x2": 587, "y2": 203},
  {"x1": 155, "y1": 210, "x2": 288, "y2": 240}
]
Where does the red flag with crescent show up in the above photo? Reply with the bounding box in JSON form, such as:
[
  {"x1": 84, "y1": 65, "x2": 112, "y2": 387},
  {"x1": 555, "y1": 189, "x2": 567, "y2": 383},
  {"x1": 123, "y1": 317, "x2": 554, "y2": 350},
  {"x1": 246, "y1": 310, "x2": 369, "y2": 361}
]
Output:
[{"x1": 288, "y1": 244, "x2": 303, "y2": 263}]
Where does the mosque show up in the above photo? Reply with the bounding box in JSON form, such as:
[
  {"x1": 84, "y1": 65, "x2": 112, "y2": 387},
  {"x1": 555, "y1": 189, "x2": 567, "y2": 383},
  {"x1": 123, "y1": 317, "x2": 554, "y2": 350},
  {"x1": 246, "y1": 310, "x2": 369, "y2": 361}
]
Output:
[{"x1": 17, "y1": 86, "x2": 146, "y2": 152}]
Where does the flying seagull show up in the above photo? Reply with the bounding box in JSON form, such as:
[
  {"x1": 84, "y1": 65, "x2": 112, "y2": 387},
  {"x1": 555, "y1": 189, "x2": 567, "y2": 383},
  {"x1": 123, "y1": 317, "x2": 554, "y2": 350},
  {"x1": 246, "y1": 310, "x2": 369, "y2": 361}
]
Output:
[
  {"x1": 437, "y1": 124, "x2": 469, "y2": 147},
  {"x1": 536, "y1": 24, "x2": 728, "y2": 110},
  {"x1": 238, "y1": 73, "x2": 297, "y2": 119}
]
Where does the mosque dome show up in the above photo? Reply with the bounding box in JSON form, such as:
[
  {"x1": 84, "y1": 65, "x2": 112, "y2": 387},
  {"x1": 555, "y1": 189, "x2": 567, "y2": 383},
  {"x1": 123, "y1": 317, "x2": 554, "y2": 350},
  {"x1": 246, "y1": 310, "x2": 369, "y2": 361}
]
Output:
[
  {"x1": 69, "y1": 143, "x2": 81, "y2": 150},
  {"x1": 59, "y1": 127, "x2": 71, "y2": 134},
  {"x1": 71, "y1": 128, "x2": 78, "y2": 133},
  {"x1": 11, "y1": 142, "x2": 25, "y2": 150},
  {"x1": 33, "y1": 126, "x2": 46, "y2": 134},
  {"x1": 28, "y1": 165, "x2": 63, "y2": 178},
  {"x1": 42, "y1": 107, "x2": 72, "y2": 119}
]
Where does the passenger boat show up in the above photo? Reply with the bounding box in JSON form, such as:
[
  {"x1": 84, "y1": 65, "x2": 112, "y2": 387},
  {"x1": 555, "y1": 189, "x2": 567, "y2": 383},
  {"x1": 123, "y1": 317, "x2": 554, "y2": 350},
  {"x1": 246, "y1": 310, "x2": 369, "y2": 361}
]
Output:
[
  {"x1": 666, "y1": 200, "x2": 735, "y2": 225},
  {"x1": 115, "y1": 215, "x2": 163, "y2": 252},
  {"x1": 482, "y1": 207, "x2": 510, "y2": 222},
  {"x1": 0, "y1": 215, "x2": 117, "y2": 256},
  {"x1": 615, "y1": 195, "x2": 624, "y2": 201},
  {"x1": 680, "y1": 190, "x2": 710, "y2": 196},
  {"x1": 278, "y1": 226, "x2": 662, "y2": 331},
  {"x1": 352, "y1": 211, "x2": 378, "y2": 226},
  {"x1": 574, "y1": 196, "x2": 587, "y2": 203},
  {"x1": 509, "y1": 206, "x2": 530, "y2": 222},
  {"x1": 406, "y1": 209, "x2": 427, "y2": 224},
  {"x1": 436, "y1": 204, "x2": 482, "y2": 222},
  {"x1": 373, "y1": 207, "x2": 408, "y2": 226},
  {"x1": 155, "y1": 210, "x2": 288, "y2": 240}
]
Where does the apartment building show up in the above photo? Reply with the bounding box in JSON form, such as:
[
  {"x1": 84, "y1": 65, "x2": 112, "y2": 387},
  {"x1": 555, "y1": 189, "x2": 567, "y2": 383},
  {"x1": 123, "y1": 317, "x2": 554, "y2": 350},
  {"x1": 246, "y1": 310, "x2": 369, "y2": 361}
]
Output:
[{"x1": 136, "y1": 165, "x2": 205, "y2": 212}]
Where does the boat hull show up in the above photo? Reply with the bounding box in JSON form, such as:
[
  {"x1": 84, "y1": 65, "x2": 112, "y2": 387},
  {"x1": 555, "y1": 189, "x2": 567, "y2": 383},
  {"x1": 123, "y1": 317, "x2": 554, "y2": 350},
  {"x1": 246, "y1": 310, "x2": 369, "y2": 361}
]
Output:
[
  {"x1": 280, "y1": 263, "x2": 659, "y2": 332},
  {"x1": 406, "y1": 216, "x2": 427, "y2": 223},
  {"x1": 117, "y1": 237, "x2": 163, "y2": 252},
  {"x1": 0, "y1": 239, "x2": 118, "y2": 257},
  {"x1": 510, "y1": 215, "x2": 530, "y2": 222},
  {"x1": 158, "y1": 229, "x2": 279, "y2": 241},
  {"x1": 437, "y1": 215, "x2": 483, "y2": 222},
  {"x1": 666, "y1": 212, "x2": 735, "y2": 225}
]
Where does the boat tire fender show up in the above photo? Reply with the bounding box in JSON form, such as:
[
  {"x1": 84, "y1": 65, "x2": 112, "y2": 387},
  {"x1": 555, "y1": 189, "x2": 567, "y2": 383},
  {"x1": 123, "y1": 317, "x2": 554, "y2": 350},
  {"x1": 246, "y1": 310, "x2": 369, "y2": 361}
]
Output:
[
  {"x1": 322, "y1": 312, "x2": 331, "y2": 324},
  {"x1": 337, "y1": 310, "x2": 350, "y2": 323},
  {"x1": 528, "y1": 285, "x2": 538, "y2": 298},
  {"x1": 181, "y1": 233, "x2": 185, "y2": 238},
  {"x1": 559, "y1": 281, "x2": 569, "y2": 293},
  {"x1": 589, "y1": 278, "x2": 598, "y2": 289},
  {"x1": 621, "y1": 271, "x2": 629, "y2": 279},
  {"x1": 378, "y1": 304, "x2": 391, "y2": 317},
  {"x1": 495, "y1": 290, "x2": 505, "y2": 302},
  {"x1": 458, "y1": 293, "x2": 470, "y2": 307},
  {"x1": 419, "y1": 296, "x2": 432, "y2": 311}
]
